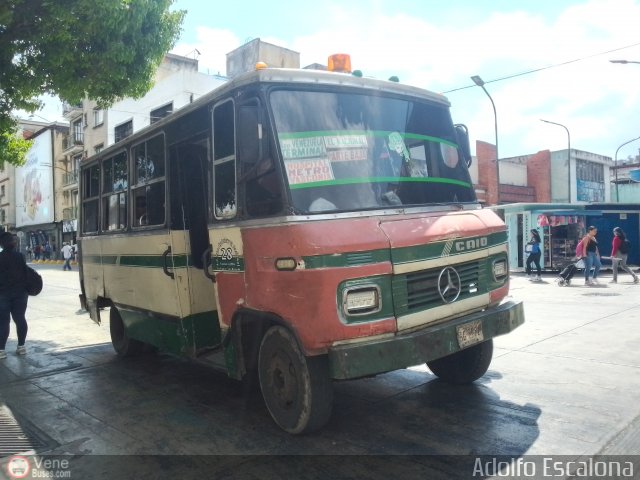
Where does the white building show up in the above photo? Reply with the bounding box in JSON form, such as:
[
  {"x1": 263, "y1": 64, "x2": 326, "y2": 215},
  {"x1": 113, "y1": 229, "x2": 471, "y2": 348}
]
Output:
[{"x1": 57, "y1": 53, "x2": 226, "y2": 245}]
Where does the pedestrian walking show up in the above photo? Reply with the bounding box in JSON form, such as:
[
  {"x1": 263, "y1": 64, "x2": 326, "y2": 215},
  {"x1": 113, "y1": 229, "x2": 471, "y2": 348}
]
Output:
[
  {"x1": 0, "y1": 232, "x2": 29, "y2": 358},
  {"x1": 610, "y1": 227, "x2": 638, "y2": 284},
  {"x1": 61, "y1": 242, "x2": 73, "y2": 271},
  {"x1": 578, "y1": 226, "x2": 602, "y2": 285},
  {"x1": 525, "y1": 229, "x2": 542, "y2": 281}
]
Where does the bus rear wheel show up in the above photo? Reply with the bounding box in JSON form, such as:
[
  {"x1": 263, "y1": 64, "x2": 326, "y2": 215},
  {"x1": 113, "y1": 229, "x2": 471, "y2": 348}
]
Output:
[
  {"x1": 427, "y1": 339, "x2": 493, "y2": 384},
  {"x1": 258, "y1": 326, "x2": 333, "y2": 434},
  {"x1": 109, "y1": 306, "x2": 144, "y2": 357}
]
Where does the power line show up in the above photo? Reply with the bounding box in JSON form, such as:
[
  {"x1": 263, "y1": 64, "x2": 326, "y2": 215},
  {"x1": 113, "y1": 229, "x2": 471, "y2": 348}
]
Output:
[{"x1": 443, "y1": 41, "x2": 640, "y2": 94}]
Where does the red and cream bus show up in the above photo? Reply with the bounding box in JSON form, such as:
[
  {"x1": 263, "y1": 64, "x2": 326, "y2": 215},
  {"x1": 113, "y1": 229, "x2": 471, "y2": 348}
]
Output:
[{"x1": 78, "y1": 58, "x2": 524, "y2": 434}]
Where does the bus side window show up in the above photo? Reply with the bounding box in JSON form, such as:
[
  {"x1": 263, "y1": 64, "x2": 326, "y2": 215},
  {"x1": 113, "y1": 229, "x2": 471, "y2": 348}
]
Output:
[
  {"x1": 82, "y1": 165, "x2": 100, "y2": 233},
  {"x1": 213, "y1": 100, "x2": 237, "y2": 219},
  {"x1": 132, "y1": 135, "x2": 166, "y2": 227}
]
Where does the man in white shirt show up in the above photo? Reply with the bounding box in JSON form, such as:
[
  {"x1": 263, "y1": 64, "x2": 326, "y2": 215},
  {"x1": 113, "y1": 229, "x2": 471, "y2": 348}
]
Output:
[{"x1": 61, "y1": 242, "x2": 73, "y2": 271}]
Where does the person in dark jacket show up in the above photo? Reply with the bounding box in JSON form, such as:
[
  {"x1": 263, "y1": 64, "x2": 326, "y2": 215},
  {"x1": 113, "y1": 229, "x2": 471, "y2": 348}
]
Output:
[
  {"x1": 0, "y1": 232, "x2": 29, "y2": 358},
  {"x1": 525, "y1": 229, "x2": 543, "y2": 281}
]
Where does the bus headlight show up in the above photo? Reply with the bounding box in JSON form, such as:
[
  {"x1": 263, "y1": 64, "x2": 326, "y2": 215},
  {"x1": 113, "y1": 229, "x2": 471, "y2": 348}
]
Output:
[
  {"x1": 343, "y1": 287, "x2": 381, "y2": 316},
  {"x1": 492, "y1": 259, "x2": 508, "y2": 280}
]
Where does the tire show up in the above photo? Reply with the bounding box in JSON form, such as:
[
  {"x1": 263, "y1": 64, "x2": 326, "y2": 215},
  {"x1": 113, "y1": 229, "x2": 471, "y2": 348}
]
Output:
[
  {"x1": 109, "y1": 307, "x2": 144, "y2": 357},
  {"x1": 258, "y1": 326, "x2": 333, "y2": 434},
  {"x1": 427, "y1": 339, "x2": 493, "y2": 385}
]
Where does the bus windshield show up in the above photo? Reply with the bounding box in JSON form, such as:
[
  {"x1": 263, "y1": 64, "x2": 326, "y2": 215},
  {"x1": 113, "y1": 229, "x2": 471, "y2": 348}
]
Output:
[{"x1": 270, "y1": 89, "x2": 476, "y2": 214}]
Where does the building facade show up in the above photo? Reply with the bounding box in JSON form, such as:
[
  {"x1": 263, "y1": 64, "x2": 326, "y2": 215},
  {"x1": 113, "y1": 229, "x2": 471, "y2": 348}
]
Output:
[
  {"x1": 55, "y1": 53, "x2": 225, "y2": 247},
  {"x1": 13, "y1": 124, "x2": 68, "y2": 257},
  {"x1": 472, "y1": 141, "x2": 614, "y2": 206}
]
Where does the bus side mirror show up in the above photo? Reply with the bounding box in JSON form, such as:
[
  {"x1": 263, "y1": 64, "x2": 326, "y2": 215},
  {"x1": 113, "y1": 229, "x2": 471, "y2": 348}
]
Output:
[
  {"x1": 238, "y1": 106, "x2": 262, "y2": 167},
  {"x1": 454, "y1": 124, "x2": 472, "y2": 168}
]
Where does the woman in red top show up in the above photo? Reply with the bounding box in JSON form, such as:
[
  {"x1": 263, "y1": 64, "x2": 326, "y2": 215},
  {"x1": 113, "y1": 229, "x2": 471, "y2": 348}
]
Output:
[{"x1": 611, "y1": 227, "x2": 638, "y2": 284}]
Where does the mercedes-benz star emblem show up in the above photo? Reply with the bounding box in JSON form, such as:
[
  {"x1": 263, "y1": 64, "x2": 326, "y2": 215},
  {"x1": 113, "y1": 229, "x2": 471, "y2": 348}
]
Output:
[{"x1": 437, "y1": 267, "x2": 462, "y2": 303}]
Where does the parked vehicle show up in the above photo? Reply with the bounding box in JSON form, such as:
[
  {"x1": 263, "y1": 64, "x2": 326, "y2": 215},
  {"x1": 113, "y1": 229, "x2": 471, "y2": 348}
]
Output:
[{"x1": 79, "y1": 55, "x2": 524, "y2": 433}]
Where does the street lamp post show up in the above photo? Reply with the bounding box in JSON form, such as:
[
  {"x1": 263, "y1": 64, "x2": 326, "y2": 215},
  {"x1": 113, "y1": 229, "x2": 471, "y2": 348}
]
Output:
[
  {"x1": 471, "y1": 75, "x2": 499, "y2": 200},
  {"x1": 540, "y1": 120, "x2": 571, "y2": 203},
  {"x1": 614, "y1": 136, "x2": 640, "y2": 202}
]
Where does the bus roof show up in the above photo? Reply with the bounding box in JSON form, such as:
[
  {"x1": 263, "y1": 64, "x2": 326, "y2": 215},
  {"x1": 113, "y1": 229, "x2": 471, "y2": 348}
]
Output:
[{"x1": 86, "y1": 67, "x2": 451, "y2": 164}]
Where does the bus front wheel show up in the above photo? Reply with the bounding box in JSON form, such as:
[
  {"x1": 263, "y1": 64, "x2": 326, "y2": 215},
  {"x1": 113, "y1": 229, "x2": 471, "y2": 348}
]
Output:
[
  {"x1": 427, "y1": 339, "x2": 493, "y2": 384},
  {"x1": 258, "y1": 326, "x2": 333, "y2": 434},
  {"x1": 109, "y1": 307, "x2": 144, "y2": 357}
]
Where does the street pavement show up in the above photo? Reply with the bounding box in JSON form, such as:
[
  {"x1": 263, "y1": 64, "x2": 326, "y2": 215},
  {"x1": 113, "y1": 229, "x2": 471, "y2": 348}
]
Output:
[{"x1": 0, "y1": 264, "x2": 639, "y2": 479}]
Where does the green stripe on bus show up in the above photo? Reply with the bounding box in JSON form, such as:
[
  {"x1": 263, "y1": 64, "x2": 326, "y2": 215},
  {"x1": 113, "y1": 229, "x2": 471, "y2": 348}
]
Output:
[
  {"x1": 303, "y1": 249, "x2": 390, "y2": 269},
  {"x1": 289, "y1": 176, "x2": 471, "y2": 190},
  {"x1": 81, "y1": 254, "x2": 244, "y2": 271},
  {"x1": 278, "y1": 130, "x2": 457, "y2": 147},
  {"x1": 119, "y1": 255, "x2": 190, "y2": 268},
  {"x1": 391, "y1": 231, "x2": 507, "y2": 264},
  {"x1": 301, "y1": 232, "x2": 507, "y2": 269}
]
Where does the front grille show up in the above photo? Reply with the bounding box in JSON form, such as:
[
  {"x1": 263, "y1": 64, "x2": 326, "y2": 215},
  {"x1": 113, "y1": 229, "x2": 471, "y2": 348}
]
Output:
[{"x1": 393, "y1": 260, "x2": 483, "y2": 314}]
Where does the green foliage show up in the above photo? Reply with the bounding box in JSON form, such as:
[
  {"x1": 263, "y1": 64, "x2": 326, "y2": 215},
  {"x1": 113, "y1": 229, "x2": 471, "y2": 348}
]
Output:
[
  {"x1": 0, "y1": 0, "x2": 185, "y2": 165},
  {"x1": 0, "y1": 129, "x2": 32, "y2": 169}
]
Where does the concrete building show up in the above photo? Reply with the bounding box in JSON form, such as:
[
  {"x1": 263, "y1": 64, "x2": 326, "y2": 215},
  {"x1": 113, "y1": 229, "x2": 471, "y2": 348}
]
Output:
[
  {"x1": 611, "y1": 150, "x2": 640, "y2": 202},
  {"x1": 11, "y1": 123, "x2": 69, "y2": 256},
  {"x1": 0, "y1": 162, "x2": 15, "y2": 233},
  {"x1": 226, "y1": 38, "x2": 300, "y2": 79},
  {"x1": 471, "y1": 140, "x2": 614, "y2": 206},
  {"x1": 55, "y1": 53, "x2": 226, "y2": 245}
]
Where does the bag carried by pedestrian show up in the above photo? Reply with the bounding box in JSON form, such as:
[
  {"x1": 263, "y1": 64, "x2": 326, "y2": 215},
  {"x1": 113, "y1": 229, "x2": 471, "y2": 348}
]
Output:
[
  {"x1": 25, "y1": 265, "x2": 43, "y2": 296},
  {"x1": 619, "y1": 239, "x2": 631, "y2": 254}
]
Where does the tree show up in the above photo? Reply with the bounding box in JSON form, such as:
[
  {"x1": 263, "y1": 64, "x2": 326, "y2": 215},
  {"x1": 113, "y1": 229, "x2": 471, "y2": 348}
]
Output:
[
  {"x1": 0, "y1": 129, "x2": 32, "y2": 169},
  {"x1": 0, "y1": 0, "x2": 185, "y2": 165}
]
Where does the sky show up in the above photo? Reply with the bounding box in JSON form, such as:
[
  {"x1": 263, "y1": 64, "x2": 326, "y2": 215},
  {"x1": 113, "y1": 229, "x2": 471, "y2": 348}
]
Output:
[{"x1": 38, "y1": 0, "x2": 640, "y2": 161}]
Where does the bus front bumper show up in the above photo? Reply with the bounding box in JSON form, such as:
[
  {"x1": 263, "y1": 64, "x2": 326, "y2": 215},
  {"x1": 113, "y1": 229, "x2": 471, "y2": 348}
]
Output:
[{"x1": 328, "y1": 300, "x2": 524, "y2": 380}]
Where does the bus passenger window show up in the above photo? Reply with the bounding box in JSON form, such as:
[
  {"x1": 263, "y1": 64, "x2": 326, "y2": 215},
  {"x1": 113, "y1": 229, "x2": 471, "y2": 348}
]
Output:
[
  {"x1": 82, "y1": 165, "x2": 100, "y2": 233},
  {"x1": 131, "y1": 135, "x2": 166, "y2": 227},
  {"x1": 102, "y1": 152, "x2": 128, "y2": 230},
  {"x1": 133, "y1": 183, "x2": 165, "y2": 227},
  {"x1": 213, "y1": 99, "x2": 236, "y2": 220}
]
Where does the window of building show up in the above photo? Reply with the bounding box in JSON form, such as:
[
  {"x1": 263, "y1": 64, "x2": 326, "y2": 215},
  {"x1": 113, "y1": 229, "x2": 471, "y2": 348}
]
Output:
[
  {"x1": 114, "y1": 120, "x2": 133, "y2": 143},
  {"x1": 93, "y1": 109, "x2": 104, "y2": 127},
  {"x1": 131, "y1": 135, "x2": 166, "y2": 227},
  {"x1": 72, "y1": 119, "x2": 83, "y2": 144},
  {"x1": 0, "y1": 209, "x2": 5, "y2": 223},
  {"x1": 95, "y1": 144, "x2": 104, "y2": 155},
  {"x1": 0, "y1": 185, "x2": 5, "y2": 197},
  {"x1": 576, "y1": 159, "x2": 605, "y2": 202},
  {"x1": 213, "y1": 100, "x2": 236, "y2": 219},
  {"x1": 150, "y1": 103, "x2": 173, "y2": 125}
]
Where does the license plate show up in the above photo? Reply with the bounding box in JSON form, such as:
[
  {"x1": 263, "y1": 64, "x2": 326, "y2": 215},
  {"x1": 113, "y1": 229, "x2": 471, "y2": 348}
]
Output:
[{"x1": 456, "y1": 320, "x2": 484, "y2": 349}]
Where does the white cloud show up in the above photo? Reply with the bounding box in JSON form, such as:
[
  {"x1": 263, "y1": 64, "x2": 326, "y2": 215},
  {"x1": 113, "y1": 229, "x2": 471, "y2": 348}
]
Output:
[
  {"x1": 172, "y1": 27, "x2": 240, "y2": 76},
  {"x1": 173, "y1": 0, "x2": 640, "y2": 159}
]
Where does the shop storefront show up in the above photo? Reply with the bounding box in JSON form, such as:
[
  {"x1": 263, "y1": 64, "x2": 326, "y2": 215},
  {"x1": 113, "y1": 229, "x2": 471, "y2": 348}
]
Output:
[
  {"x1": 495, "y1": 203, "x2": 640, "y2": 272},
  {"x1": 494, "y1": 203, "x2": 589, "y2": 272},
  {"x1": 18, "y1": 223, "x2": 60, "y2": 260}
]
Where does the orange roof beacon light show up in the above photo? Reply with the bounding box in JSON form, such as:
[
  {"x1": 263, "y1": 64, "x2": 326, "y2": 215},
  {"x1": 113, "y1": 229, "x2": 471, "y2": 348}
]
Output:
[
  {"x1": 328, "y1": 54, "x2": 352, "y2": 73},
  {"x1": 255, "y1": 61, "x2": 268, "y2": 70}
]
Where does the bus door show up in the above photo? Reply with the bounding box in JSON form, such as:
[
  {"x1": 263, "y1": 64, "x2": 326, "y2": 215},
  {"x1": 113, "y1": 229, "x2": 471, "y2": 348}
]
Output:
[{"x1": 168, "y1": 138, "x2": 222, "y2": 354}]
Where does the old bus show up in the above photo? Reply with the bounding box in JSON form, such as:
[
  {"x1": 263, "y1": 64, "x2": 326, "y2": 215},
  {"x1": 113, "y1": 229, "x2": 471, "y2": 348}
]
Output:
[{"x1": 78, "y1": 59, "x2": 524, "y2": 434}]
